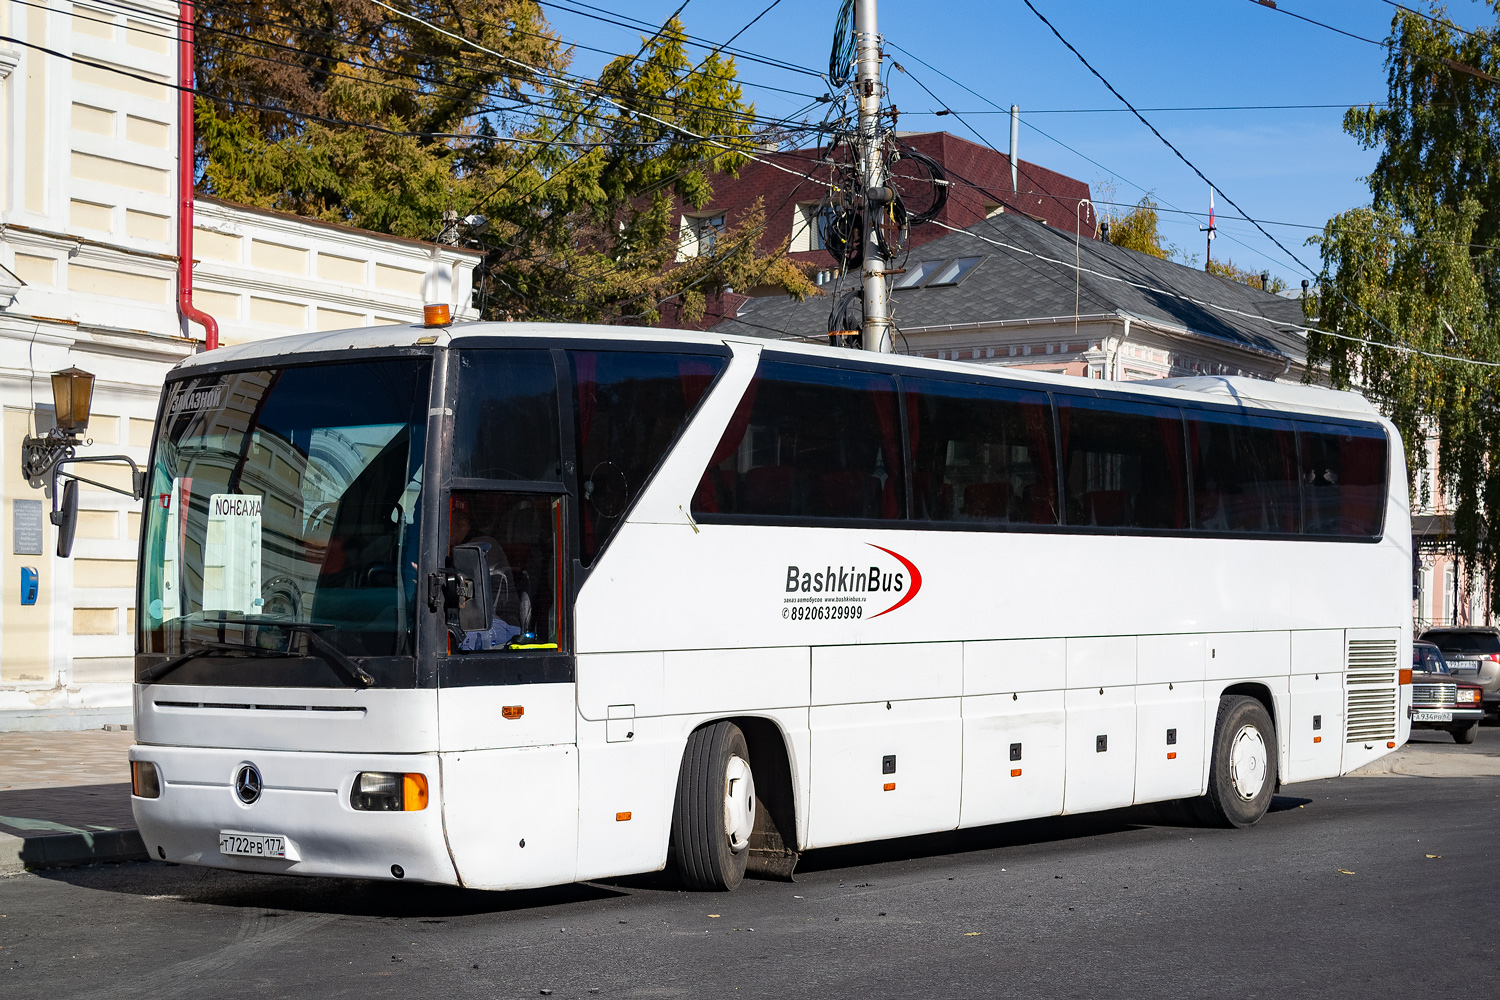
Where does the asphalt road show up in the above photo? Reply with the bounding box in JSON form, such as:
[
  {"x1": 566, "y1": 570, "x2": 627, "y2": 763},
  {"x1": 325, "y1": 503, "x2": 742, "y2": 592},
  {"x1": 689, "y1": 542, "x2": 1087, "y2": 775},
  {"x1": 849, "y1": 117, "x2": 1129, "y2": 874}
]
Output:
[{"x1": 5, "y1": 725, "x2": 1499, "y2": 1000}]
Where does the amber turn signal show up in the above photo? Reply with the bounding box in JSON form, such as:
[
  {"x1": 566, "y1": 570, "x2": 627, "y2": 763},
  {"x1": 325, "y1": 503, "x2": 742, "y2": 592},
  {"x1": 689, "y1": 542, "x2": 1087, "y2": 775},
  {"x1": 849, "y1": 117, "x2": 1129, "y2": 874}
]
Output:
[
  {"x1": 402, "y1": 773, "x2": 429, "y2": 811},
  {"x1": 1167, "y1": 752, "x2": 1177, "y2": 760},
  {"x1": 502, "y1": 705, "x2": 524, "y2": 720},
  {"x1": 131, "y1": 760, "x2": 160, "y2": 798},
  {"x1": 616, "y1": 811, "x2": 631, "y2": 822},
  {"x1": 883, "y1": 782, "x2": 896, "y2": 791},
  {"x1": 1009, "y1": 768, "x2": 1022, "y2": 777},
  {"x1": 1399, "y1": 668, "x2": 1413, "y2": 685}
]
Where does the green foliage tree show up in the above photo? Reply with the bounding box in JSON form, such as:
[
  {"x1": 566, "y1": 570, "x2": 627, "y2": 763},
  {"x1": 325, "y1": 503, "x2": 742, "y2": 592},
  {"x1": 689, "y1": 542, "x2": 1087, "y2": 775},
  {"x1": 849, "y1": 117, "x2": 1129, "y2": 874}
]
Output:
[
  {"x1": 1100, "y1": 195, "x2": 1193, "y2": 264},
  {"x1": 1205, "y1": 257, "x2": 1287, "y2": 294},
  {"x1": 1310, "y1": 2, "x2": 1500, "y2": 607},
  {"x1": 193, "y1": 3, "x2": 812, "y2": 323}
]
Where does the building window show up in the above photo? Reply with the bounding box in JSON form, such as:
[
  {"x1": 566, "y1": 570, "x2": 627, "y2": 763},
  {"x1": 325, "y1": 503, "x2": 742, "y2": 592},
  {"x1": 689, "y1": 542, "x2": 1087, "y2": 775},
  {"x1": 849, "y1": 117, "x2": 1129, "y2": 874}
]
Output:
[
  {"x1": 678, "y1": 213, "x2": 725, "y2": 261},
  {"x1": 790, "y1": 203, "x2": 835, "y2": 254}
]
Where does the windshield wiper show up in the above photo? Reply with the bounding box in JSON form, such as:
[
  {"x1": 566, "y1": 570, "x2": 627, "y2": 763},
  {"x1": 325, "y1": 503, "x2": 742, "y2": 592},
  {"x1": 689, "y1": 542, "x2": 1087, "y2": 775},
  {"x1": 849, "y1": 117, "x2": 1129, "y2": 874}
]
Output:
[
  {"x1": 273, "y1": 623, "x2": 377, "y2": 688},
  {"x1": 142, "y1": 618, "x2": 377, "y2": 688},
  {"x1": 138, "y1": 642, "x2": 295, "y2": 685}
]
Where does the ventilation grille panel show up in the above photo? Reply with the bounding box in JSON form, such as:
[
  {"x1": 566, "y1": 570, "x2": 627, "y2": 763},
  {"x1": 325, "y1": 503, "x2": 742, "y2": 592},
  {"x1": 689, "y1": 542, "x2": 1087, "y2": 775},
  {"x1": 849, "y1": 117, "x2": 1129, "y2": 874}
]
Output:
[{"x1": 1346, "y1": 639, "x2": 1398, "y2": 743}]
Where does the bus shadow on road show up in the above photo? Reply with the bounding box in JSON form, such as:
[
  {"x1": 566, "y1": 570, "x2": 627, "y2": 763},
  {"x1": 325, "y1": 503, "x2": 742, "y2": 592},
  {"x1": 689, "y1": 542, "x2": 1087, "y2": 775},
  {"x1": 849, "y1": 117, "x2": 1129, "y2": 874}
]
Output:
[
  {"x1": 786, "y1": 795, "x2": 1315, "y2": 878},
  {"x1": 36, "y1": 861, "x2": 630, "y2": 918}
]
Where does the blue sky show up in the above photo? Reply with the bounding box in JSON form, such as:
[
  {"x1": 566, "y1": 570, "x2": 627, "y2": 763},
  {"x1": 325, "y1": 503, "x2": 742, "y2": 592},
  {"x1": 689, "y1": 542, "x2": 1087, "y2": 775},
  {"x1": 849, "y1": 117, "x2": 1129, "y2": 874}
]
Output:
[{"x1": 543, "y1": 0, "x2": 1493, "y2": 289}]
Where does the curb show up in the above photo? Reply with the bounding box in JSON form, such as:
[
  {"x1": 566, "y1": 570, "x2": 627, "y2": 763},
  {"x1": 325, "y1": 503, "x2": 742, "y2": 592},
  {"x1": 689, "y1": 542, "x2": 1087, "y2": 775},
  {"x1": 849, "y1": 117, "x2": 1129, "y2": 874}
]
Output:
[{"x1": 0, "y1": 828, "x2": 149, "y2": 875}]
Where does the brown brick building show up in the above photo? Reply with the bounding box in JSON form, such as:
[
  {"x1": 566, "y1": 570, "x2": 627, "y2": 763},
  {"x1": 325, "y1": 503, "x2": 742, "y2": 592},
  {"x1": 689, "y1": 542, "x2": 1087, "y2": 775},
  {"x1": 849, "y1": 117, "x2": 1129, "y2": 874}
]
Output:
[{"x1": 660, "y1": 131, "x2": 1094, "y2": 328}]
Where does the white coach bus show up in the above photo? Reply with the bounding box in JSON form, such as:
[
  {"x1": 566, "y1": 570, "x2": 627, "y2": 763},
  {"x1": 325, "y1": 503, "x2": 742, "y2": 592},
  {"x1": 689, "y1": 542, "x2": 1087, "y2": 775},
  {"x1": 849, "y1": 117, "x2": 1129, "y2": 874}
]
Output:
[{"x1": 128, "y1": 323, "x2": 1412, "y2": 891}]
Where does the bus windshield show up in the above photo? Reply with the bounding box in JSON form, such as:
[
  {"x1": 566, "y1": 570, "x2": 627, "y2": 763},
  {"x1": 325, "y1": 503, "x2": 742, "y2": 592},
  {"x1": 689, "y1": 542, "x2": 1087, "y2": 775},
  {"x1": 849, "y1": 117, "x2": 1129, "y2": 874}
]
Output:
[{"x1": 138, "y1": 358, "x2": 432, "y2": 673}]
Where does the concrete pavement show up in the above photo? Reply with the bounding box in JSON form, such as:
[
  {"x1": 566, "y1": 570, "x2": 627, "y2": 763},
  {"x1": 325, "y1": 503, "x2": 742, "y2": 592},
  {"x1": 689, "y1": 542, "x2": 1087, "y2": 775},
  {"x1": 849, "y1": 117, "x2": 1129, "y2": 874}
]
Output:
[
  {"x1": 1, "y1": 720, "x2": 1496, "y2": 876},
  {"x1": 0, "y1": 729, "x2": 142, "y2": 874}
]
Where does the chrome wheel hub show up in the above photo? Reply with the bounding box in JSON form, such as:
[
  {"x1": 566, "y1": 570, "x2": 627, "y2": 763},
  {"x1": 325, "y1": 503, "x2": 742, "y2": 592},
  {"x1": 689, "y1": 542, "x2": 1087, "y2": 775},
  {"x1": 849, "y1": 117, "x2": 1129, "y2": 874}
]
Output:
[
  {"x1": 723, "y1": 754, "x2": 756, "y2": 853},
  {"x1": 1229, "y1": 724, "x2": 1268, "y2": 801}
]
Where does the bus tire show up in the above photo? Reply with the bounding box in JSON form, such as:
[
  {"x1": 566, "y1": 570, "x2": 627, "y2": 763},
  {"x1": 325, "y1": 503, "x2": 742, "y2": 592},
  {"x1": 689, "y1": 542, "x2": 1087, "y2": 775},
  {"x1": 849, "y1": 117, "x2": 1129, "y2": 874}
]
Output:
[
  {"x1": 671, "y1": 721, "x2": 755, "y2": 891},
  {"x1": 1193, "y1": 695, "x2": 1277, "y2": 829}
]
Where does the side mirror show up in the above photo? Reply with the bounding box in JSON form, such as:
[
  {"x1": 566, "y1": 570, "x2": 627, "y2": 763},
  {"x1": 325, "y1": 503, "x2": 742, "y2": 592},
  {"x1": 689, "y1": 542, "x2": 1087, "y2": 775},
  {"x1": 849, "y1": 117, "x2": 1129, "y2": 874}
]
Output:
[
  {"x1": 51, "y1": 479, "x2": 78, "y2": 558},
  {"x1": 450, "y1": 543, "x2": 494, "y2": 633}
]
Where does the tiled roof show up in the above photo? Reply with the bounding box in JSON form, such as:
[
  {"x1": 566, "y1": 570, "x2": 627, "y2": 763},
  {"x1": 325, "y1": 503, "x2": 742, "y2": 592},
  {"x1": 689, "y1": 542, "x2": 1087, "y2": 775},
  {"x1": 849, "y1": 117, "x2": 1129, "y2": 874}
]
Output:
[{"x1": 712, "y1": 211, "x2": 1311, "y2": 362}]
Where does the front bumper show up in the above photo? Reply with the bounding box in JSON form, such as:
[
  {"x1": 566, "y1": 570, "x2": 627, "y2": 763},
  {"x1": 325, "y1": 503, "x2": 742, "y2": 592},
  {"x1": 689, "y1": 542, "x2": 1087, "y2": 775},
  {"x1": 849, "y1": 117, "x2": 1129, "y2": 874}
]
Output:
[{"x1": 129, "y1": 744, "x2": 459, "y2": 884}]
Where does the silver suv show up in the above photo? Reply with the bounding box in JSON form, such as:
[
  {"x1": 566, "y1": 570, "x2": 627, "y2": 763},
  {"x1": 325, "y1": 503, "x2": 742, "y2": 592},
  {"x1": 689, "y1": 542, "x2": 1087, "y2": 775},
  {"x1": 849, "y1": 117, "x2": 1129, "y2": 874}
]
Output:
[{"x1": 1420, "y1": 627, "x2": 1500, "y2": 714}]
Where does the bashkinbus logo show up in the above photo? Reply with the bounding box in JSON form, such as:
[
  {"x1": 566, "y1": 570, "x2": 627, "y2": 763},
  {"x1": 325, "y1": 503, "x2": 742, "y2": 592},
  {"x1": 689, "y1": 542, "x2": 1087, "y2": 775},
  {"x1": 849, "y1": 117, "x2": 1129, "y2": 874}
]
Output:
[{"x1": 783, "y1": 543, "x2": 923, "y2": 618}]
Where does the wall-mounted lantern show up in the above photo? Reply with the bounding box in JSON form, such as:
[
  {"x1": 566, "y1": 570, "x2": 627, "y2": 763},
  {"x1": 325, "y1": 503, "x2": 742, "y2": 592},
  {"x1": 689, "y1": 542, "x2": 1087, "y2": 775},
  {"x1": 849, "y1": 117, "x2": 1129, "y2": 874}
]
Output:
[
  {"x1": 21, "y1": 366, "x2": 144, "y2": 557},
  {"x1": 49, "y1": 367, "x2": 95, "y2": 433}
]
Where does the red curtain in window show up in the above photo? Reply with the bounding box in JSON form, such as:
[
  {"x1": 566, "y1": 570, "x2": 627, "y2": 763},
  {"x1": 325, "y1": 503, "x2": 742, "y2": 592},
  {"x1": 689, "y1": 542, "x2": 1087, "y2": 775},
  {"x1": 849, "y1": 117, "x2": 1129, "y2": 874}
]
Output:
[
  {"x1": 572, "y1": 352, "x2": 598, "y2": 556},
  {"x1": 691, "y1": 376, "x2": 761, "y2": 514},
  {"x1": 679, "y1": 358, "x2": 716, "y2": 410},
  {"x1": 873, "y1": 381, "x2": 902, "y2": 518},
  {"x1": 1158, "y1": 410, "x2": 1186, "y2": 528},
  {"x1": 1023, "y1": 399, "x2": 1057, "y2": 522}
]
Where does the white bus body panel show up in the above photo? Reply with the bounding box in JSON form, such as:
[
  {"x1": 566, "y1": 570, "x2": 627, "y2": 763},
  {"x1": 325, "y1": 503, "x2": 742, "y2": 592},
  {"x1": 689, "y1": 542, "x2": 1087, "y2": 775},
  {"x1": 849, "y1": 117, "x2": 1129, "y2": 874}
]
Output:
[
  {"x1": 135, "y1": 684, "x2": 438, "y2": 753},
  {"x1": 129, "y1": 744, "x2": 458, "y2": 884}
]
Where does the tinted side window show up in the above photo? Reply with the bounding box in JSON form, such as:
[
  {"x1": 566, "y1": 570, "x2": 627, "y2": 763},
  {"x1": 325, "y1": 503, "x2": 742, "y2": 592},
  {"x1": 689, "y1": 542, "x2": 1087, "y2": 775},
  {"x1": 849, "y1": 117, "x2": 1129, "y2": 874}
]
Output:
[
  {"x1": 570, "y1": 351, "x2": 726, "y2": 564},
  {"x1": 1187, "y1": 411, "x2": 1300, "y2": 533},
  {"x1": 1058, "y1": 395, "x2": 1187, "y2": 529},
  {"x1": 694, "y1": 360, "x2": 905, "y2": 522},
  {"x1": 1299, "y1": 422, "x2": 1387, "y2": 537},
  {"x1": 453, "y1": 350, "x2": 560, "y2": 481},
  {"x1": 906, "y1": 376, "x2": 1057, "y2": 525}
]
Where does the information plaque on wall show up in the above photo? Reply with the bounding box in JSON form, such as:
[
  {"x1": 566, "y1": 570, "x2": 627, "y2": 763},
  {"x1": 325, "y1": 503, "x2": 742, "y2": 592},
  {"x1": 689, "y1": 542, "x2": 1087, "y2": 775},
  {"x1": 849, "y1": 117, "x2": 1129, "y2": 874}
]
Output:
[{"x1": 13, "y1": 499, "x2": 44, "y2": 556}]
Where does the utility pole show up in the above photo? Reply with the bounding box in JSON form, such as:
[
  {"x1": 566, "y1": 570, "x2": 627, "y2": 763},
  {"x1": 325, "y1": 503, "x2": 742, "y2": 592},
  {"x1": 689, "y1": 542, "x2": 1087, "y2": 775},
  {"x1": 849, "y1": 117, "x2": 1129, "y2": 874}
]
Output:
[{"x1": 855, "y1": 0, "x2": 891, "y2": 353}]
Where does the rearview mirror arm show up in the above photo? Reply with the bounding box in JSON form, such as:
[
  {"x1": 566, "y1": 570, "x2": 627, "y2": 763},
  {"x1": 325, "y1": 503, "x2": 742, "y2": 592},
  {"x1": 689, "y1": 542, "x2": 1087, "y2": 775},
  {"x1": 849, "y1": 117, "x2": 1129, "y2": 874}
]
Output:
[{"x1": 47, "y1": 455, "x2": 147, "y2": 500}]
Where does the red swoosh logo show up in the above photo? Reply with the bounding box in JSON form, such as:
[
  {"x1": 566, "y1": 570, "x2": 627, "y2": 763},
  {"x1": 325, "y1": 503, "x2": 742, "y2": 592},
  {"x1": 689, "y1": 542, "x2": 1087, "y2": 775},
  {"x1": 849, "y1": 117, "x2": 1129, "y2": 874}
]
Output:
[{"x1": 867, "y1": 544, "x2": 922, "y2": 618}]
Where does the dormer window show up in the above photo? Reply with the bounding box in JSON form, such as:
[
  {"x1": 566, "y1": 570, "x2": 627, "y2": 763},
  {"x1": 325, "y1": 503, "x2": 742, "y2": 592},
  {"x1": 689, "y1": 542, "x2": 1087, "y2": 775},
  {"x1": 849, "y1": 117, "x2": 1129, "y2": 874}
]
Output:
[{"x1": 678, "y1": 213, "x2": 725, "y2": 261}]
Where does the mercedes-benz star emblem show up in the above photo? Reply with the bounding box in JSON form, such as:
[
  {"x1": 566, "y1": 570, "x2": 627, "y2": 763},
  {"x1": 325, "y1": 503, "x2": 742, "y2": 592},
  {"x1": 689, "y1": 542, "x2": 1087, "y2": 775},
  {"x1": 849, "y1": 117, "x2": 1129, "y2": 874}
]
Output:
[{"x1": 234, "y1": 764, "x2": 263, "y2": 804}]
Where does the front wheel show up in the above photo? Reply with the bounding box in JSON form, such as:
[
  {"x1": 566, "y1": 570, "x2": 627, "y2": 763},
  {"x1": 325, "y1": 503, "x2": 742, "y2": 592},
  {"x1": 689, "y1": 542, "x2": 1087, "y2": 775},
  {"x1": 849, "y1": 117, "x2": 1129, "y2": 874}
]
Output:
[
  {"x1": 1192, "y1": 695, "x2": 1278, "y2": 828},
  {"x1": 671, "y1": 721, "x2": 756, "y2": 891},
  {"x1": 1451, "y1": 721, "x2": 1480, "y2": 745}
]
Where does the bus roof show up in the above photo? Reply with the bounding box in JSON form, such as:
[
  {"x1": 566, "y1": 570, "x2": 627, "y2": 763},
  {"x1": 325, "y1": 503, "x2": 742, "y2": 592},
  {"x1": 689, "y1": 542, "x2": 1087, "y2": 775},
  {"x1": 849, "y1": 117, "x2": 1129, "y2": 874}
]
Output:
[{"x1": 174, "y1": 321, "x2": 1379, "y2": 421}]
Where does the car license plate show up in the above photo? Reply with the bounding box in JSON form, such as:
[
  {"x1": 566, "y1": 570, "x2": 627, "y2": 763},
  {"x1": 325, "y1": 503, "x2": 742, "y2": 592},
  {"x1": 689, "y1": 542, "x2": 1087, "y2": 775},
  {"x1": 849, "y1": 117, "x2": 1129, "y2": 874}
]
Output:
[
  {"x1": 1449, "y1": 660, "x2": 1479, "y2": 672},
  {"x1": 219, "y1": 831, "x2": 287, "y2": 858},
  {"x1": 1412, "y1": 710, "x2": 1453, "y2": 722}
]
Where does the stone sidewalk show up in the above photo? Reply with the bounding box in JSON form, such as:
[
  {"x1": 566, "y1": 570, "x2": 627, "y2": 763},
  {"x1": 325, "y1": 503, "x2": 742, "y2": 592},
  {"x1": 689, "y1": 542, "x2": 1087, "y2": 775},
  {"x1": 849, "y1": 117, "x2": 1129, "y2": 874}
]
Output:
[{"x1": 0, "y1": 729, "x2": 143, "y2": 874}]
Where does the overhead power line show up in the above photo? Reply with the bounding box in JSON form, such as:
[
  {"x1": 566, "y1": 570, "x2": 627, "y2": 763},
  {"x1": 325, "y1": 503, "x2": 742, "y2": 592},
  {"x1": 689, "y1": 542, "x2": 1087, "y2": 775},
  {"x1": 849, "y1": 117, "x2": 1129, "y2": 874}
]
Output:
[
  {"x1": 1250, "y1": 0, "x2": 1500, "y2": 85},
  {"x1": 926, "y1": 216, "x2": 1500, "y2": 371},
  {"x1": 531, "y1": 0, "x2": 822, "y2": 78},
  {"x1": 911, "y1": 102, "x2": 1392, "y2": 115},
  {"x1": 1020, "y1": 0, "x2": 1489, "y2": 366}
]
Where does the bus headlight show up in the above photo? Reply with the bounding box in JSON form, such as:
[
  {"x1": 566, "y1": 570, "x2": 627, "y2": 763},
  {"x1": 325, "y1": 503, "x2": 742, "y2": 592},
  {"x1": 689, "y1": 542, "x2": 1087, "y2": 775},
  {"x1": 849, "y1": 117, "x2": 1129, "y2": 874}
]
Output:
[
  {"x1": 351, "y1": 772, "x2": 428, "y2": 811},
  {"x1": 131, "y1": 761, "x2": 161, "y2": 798}
]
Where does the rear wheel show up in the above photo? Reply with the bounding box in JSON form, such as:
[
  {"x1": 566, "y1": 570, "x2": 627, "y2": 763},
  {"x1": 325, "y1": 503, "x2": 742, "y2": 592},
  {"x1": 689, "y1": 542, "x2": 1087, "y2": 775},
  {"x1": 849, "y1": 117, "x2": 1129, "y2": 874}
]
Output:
[
  {"x1": 1192, "y1": 695, "x2": 1278, "y2": 828},
  {"x1": 671, "y1": 721, "x2": 756, "y2": 891},
  {"x1": 1451, "y1": 721, "x2": 1480, "y2": 745}
]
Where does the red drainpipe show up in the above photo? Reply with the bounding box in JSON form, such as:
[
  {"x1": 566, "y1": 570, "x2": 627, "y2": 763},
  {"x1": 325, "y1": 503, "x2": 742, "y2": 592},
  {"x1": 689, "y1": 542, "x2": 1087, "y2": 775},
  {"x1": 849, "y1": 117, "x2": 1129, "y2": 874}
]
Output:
[{"x1": 176, "y1": 0, "x2": 218, "y2": 350}]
